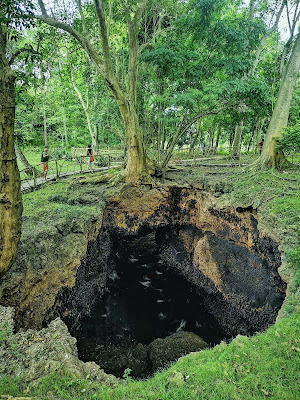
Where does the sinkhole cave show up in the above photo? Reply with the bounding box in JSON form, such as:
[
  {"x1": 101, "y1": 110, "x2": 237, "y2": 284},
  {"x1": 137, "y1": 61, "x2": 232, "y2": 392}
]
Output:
[{"x1": 40, "y1": 187, "x2": 286, "y2": 378}]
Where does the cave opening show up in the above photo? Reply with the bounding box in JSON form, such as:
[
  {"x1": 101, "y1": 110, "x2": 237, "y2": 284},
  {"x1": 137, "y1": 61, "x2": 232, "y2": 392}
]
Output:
[
  {"x1": 76, "y1": 228, "x2": 229, "y2": 378},
  {"x1": 70, "y1": 220, "x2": 285, "y2": 379}
]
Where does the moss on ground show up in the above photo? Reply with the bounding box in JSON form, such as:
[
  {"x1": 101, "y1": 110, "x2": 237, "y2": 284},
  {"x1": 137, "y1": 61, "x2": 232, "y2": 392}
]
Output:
[{"x1": 22, "y1": 177, "x2": 108, "y2": 236}]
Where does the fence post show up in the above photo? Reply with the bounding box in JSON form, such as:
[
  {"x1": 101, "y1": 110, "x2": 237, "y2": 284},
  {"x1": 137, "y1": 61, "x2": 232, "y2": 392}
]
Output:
[
  {"x1": 55, "y1": 160, "x2": 59, "y2": 179},
  {"x1": 80, "y1": 156, "x2": 83, "y2": 173},
  {"x1": 33, "y1": 168, "x2": 36, "y2": 190}
]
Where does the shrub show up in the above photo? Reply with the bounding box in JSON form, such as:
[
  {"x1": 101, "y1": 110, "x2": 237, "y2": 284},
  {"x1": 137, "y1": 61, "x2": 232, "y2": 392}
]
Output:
[{"x1": 276, "y1": 122, "x2": 300, "y2": 153}]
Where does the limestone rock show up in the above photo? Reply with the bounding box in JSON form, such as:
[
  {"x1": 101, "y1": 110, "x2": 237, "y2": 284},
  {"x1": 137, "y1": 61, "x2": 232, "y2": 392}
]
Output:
[
  {"x1": 0, "y1": 305, "x2": 14, "y2": 330},
  {"x1": 148, "y1": 331, "x2": 208, "y2": 370},
  {"x1": 193, "y1": 235, "x2": 223, "y2": 289},
  {"x1": 0, "y1": 307, "x2": 117, "y2": 385},
  {"x1": 167, "y1": 371, "x2": 185, "y2": 386}
]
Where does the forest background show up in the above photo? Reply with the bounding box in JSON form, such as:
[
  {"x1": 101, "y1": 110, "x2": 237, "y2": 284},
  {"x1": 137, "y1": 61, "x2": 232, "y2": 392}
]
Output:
[{"x1": 9, "y1": 0, "x2": 300, "y2": 168}]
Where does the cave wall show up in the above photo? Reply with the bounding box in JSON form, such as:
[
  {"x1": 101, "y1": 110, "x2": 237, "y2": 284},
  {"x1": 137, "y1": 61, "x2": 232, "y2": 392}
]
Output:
[{"x1": 0, "y1": 211, "x2": 103, "y2": 330}]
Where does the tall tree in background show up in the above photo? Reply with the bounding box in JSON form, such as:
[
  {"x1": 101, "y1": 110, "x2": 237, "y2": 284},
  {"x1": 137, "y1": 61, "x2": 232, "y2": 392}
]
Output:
[
  {"x1": 35, "y1": 0, "x2": 170, "y2": 183},
  {"x1": 255, "y1": 0, "x2": 300, "y2": 168},
  {"x1": 0, "y1": 1, "x2": 33, "y2": 278},
  {"x1": 255, "y1": 32, "x2": 300, "y2": 168}
]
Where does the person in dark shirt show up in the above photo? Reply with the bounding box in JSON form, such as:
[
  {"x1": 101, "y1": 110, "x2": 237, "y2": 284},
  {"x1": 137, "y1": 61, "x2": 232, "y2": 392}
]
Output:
[
  {"x1": 87, "y1": 144, "x2": 94, "y2": 168},
  {"x1": 41, "y1": 146, "x2": 50, "y2": 181}
]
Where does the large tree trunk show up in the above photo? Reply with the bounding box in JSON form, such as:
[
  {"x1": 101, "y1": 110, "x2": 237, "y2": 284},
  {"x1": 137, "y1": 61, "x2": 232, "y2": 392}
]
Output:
[
  {"x1": 0, "y1": 64, "x2": 23, "y2": 278},
  {"x1": 255, "y1": 33, "x2": 300, "y2": 169},
  {"x1": 119, "y1": 103, "x2": 150, "y2": 183}
]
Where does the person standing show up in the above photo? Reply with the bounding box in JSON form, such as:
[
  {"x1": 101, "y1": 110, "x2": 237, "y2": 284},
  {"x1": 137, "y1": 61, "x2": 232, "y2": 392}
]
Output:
[
  {"x1": 41, "y1": 146, "x2": 50, "y2": 181},
  {"x1": 87, "y1": 145, "x2": 94, "y2": 168},
  {"x1": 258, "y1": 138, "x2": 264, "y2": 154}
]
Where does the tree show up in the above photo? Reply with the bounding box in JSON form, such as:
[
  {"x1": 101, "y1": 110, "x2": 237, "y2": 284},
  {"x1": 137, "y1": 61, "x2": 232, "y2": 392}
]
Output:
[
  {"x1": 35, "y1": 0, "x2": 162, "y2": 183},
  {"x1": 140, "y1": 0, "x2": 272, "y2": 165},
  {"x1": 0, "y1": 1, "x2": 34, "y2": 278},
  {"x1": 255, "y1": 32, "x2": 300, "y2": 168}
]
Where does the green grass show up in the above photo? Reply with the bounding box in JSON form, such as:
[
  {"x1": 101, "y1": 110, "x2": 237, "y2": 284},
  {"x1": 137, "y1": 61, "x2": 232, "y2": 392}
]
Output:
[
  {"x1": 228, "y1": 169, "x2": 299, "y2": 250},
  {"x1": 21, "y1": 147, "x2": 42, "y2": 166},
  {"x1": 0, "y1": 165, "x2": 299, "y2": 400}
]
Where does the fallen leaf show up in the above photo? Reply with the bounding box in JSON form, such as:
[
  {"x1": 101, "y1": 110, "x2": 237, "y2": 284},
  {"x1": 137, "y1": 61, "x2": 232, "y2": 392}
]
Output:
[{"x1": 261, "y1": 389, "x2": 270, "y2": 396}]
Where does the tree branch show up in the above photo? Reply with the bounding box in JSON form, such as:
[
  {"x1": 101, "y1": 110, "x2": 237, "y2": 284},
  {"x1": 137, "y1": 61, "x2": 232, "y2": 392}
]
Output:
[
  {"x1": 75, "y1": 0, "x2": 88, "y2": 36},
  {"x1": 0, "y1": 26, "x2": 8, "y2": 65},
  {"x1": 249, "y1": 0, "x2": 255, "y2": 21},
  {"x1": 107, "y1": 0, "x2": 115, "y2": 38},
  {"x1": 9, "y1": 45, "x2": 38, "y2": 66},
  {"x1": 251, "y1": 0, "x2": 285, "y2": 75},
  {"x1": 279, "y1": 1, "x2": 300, "y2": 76},
  {"x1": 37, "y1": 0, "x2": 47, "y2": 15},
  {"x1": 127, "y1": 1, "x2": 147, "y2": 104},
  {"x1": 94, "y1": 0, "x2": 113, "y2": 74},
  {"x1": 161, "y1": 103, "x2": 238, "y2": 169},
  {"x1": 36, "y1": 13, "x2": 104, "y2": 74}
]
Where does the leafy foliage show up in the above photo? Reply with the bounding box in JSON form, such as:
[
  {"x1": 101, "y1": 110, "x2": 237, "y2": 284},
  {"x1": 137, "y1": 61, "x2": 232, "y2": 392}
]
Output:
[
  {"x1": 276, "y1": 122, "x2": 300, "y2": 152},
  {"x1": 0, "y1": 0, "x2": 34, "y2": 26}
]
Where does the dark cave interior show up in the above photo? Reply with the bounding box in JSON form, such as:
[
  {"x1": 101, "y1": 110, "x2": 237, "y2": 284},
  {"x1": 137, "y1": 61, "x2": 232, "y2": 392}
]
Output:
[{"x1": 67, "y1": 225, "x2": 285, "y2": 378}]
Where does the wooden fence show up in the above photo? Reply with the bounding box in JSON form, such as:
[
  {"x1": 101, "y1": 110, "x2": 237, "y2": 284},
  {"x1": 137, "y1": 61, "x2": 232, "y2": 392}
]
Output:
[{"x1": 20, "y1": 147, "x2": 299, "y2": 193}]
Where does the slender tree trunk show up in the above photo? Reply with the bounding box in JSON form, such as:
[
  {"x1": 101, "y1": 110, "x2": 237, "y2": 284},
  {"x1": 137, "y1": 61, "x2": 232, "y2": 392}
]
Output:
[
  {"x1": 252, "y1": 117, "x2": 266, "y2": 154},
  {"x1": 62, "y1": 100, "x2": 68, "y2": 146},
  {"x1": 114, "y1": 126, "x2": 126, "y2": 144},
  {"x1": 14, "y1": 143, "x2": 34, "y2": 176},
  {"x1": 162, "y1": 121, "x2": 166, "y2": 150},
  {"x1": 255, "y1": 33, "x2": 300, "y2": 169},
  {"x1": 71, "y1": 78, "x2": 98, "y2": 147},
  {"x1": 214, "y1": 125, "x2": 220, "y2": 151},
  {"x1": 189, "y1": 120, "x2": 201, "y2": 154},
  {"x1": 231, "y1": 121, "x2": 243, "y2": 158},
  {"x1": 43, "y1": 103, "x2": 47, "y2": 146},
  {"x1": 95, "y1": 124, "x2": 100, "y2": 149},
  {"x1": 209, "y1": 126, "x2": 214, "y2": 149},
  {"x1": 157, "y1": 117, "x2": 161, "y2": 165},
  {"x1": 0, "y1": 64, "x2": 23, "y2": 278},
  {"x1": 247, "y1": 119, "x2": 258, "y2": 152}
]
